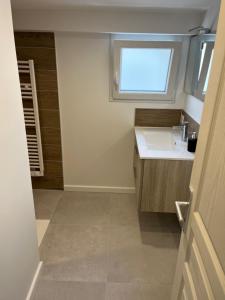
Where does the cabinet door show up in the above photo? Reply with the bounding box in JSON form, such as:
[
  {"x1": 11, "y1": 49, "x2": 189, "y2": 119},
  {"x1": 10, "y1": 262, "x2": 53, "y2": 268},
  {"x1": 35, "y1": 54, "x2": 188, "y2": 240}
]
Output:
[{"x1": 141, "y1": 159, "x2": 193, "y2": 213}]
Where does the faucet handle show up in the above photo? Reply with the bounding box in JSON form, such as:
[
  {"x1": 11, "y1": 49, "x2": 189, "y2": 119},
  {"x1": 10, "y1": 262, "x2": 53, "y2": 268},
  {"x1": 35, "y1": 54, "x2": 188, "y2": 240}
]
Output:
[{"x1": 181, "y1": 120, "x2": 189, "y2": 126}]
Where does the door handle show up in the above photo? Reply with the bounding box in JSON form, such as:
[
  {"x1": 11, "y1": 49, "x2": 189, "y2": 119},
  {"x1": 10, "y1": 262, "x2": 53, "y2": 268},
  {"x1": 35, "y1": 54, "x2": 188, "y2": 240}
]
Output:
[{"x1": 175, "y1": 201, "x2": 190, "y2": 230}]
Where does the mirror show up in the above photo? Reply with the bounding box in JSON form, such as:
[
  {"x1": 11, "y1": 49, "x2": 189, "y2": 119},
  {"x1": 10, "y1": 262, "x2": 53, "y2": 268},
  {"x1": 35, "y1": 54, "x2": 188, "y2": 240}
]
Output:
[{"x1": 185, "y1": 34, "x2": 215, "y2": 101}]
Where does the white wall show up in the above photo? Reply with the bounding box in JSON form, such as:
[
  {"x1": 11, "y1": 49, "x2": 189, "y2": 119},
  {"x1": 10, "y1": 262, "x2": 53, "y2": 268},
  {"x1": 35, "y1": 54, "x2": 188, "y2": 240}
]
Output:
[
  {"x1": 0, "y1": 2, "x2": 39, "y2": 300},
  {"x1": 11, "y1": 7, "x2": 204, "y2": 190},
  {"x1": 184, "y1": 95, "x2": 204, "y2": 124},
  {"x1": 12, "y1": 8, "x2": 204, "y2": 34},
  {"x1": 56, "y1": 33, "x2": 187, "y2": 191}
]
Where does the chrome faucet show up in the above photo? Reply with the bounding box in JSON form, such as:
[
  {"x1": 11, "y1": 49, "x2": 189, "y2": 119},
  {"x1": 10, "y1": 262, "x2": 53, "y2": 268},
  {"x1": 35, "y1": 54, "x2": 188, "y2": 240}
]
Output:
[
  {"x1": 172, "y1": 121, "x2": 189, "y2": 142},
  {"x1": 180, "y1": 121, "x2": 189, "y2": 142}
]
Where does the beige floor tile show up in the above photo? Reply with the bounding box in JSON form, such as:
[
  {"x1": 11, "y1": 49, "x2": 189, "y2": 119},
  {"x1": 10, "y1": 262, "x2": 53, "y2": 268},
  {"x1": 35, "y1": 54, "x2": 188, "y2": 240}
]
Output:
[
  {"x1": 107, "y1": 225, "x2": 142, "y2": 249},
  {"x1": 106, "y1": 226, "x2": 178, "y2": 285},
  {"x1": 106, "y1": 282, "x2": 142, "y2": 300},
  {"x1": 40, "y1": 257, "x2": 107, "y2": 282},
  {"x1": 40, "y1": 224, "x2": 107, "y2": 263},
  {"x1": 141, "y1": 237, "x2": 178, "y2": 285},
  {"x1": 33, "y1": 191, "x2": 179, "y2": 298},
  {"x1": 33, "y1": 189, "x2": 63, "y2": 219},
  {"x1": 36, "y1": 219, "x2": 50, "y2": 247},
  {"x1": 106, "y1": 225, "x2": 146, "y2": 283},
  {"x1": 139, "y1": 212, "x2": 180, "y2": 233},
  {"x1": 109, "y1": 193, "x2": 139, "y2": 226},
  {"x1": 141, "y1": 231, "x2": 180, "y2": 248},
  {"x1": 51, "y1": 192, "x2": 110, "y2": 225},
  {"x1": 106, "y1": 282, "x2": 172, "y2": 300},
  {"x1": 107, "y1": 247, "x2": 147, "y2": 283},
  {"x1": 31, "y1": 280, "x2": 105, "y2": 300},
  {"x1": 40, "y1": 224, "x2": 107, "y2": 282}
]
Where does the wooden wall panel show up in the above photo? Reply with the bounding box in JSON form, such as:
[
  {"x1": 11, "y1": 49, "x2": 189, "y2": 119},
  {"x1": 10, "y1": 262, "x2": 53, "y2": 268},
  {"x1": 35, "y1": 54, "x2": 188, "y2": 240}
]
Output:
[
  {"x1": 182, "y1": 110, "x2": 200, "y2": 135},
  {"x1": 15, "y1": 32, "x2": 64, "y2": 190},
  {"x1": 135, "y1": 108, "x2": 200, "y2": 137},
  {"x1": 135, "y1": 108, "x2": 182, "y2": 127},
  {"x1": 14, "y1": 32, "x2": 55, "y2": 48},
  {"x1": 37, "y1": 91, "x2": 59, "y2": 110},
  {"x1": 16, "y1": 47, "x2": 57, "y2": 70},
  {"x1": 35, "y1": 70, "x2": 58, "y2": 90}
]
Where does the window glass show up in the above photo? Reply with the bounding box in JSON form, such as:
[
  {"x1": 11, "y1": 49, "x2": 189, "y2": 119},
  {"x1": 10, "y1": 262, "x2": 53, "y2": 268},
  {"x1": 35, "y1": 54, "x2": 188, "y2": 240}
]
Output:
[
  {"x1": 120, "y1": 48, "x2": 172, "y2": 93},
  {"x1": 112, "y1": 40, "x2": 182, "y2": 101}
]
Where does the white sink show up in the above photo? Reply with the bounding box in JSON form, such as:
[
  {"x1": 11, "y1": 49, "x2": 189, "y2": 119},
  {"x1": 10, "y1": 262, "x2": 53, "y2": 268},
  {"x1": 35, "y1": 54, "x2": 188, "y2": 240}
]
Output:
[
  {"x1": 135, "y1": 127, "x2": 194, "y2": 160},
  {"x1": 143, "y1": 129, "x2": 175, "y2": 151}
]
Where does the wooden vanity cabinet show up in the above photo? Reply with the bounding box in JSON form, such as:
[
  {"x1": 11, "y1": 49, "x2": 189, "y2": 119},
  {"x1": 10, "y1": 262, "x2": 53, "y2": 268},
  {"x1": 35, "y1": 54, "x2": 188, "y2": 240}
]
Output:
[
  {"x1": 133, "y1": 144, "x2": 144, "y2": 208},
  {"x1": 133, "y1": 143, "x2": 193, "y2": 213}
]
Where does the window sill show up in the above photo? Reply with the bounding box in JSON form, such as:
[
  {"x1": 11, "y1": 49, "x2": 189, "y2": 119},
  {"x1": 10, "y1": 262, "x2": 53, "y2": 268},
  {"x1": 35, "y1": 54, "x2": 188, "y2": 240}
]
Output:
[{"x1": 108, "y1": 97, "x2": 176, "y2": 104}]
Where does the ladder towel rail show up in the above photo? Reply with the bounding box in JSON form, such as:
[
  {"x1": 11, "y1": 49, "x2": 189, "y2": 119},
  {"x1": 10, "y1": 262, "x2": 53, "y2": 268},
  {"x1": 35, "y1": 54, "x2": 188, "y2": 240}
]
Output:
[{"x1": 18, "y1": 60, "x2": 44, "y2": 177}]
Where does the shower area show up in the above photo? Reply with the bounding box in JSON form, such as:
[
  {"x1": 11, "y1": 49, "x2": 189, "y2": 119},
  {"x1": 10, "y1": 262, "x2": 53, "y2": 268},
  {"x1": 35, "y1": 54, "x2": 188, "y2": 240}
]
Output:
[{"x1": 15, "y1": 32, "x2": 64, "y2": 245}]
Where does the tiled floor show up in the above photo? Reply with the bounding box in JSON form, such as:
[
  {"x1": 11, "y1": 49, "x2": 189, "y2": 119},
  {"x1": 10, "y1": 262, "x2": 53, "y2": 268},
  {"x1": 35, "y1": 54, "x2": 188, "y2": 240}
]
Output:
[
  {"x1": 33, "y1": 189, "x2": 63, "y2": 246},
  {"x1": 31, "y1": 190, "x2": 180, "y2": 300},
  {"x1": 36, "y1": 219, "x2": 50, "y2": 246},
  {"x1": 33, "y1": 189, "x2": 63, "y2": 220}
]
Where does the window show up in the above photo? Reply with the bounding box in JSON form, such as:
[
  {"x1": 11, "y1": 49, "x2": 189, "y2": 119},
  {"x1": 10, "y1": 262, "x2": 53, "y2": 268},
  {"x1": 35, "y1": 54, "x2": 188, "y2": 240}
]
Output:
[{"x1": 112, "y1": 41, "x2": 182, "y2": 101}]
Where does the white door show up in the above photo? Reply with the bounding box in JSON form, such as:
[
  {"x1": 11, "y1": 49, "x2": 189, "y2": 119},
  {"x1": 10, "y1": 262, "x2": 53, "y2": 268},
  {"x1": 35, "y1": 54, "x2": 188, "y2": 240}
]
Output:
[{"x1": 171, "y1": 2, "x2": 225, "y2": 299}]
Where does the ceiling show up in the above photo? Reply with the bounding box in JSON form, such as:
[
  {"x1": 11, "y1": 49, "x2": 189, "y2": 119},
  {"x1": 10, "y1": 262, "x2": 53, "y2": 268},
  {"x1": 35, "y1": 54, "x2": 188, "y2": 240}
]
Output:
[{"x1": 11, "y1": 0, "x2": 213, "y2": 11}]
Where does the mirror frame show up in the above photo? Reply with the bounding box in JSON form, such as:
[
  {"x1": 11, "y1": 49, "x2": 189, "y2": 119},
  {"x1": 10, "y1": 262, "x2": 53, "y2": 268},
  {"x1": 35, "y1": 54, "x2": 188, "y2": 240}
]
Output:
[{"x1": 184, "y1": 34, "x2": 216, "y2": 101}]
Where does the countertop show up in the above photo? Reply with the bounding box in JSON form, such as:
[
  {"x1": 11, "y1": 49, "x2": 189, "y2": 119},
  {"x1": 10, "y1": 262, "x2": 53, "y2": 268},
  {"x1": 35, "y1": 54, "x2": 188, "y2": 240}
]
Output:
[{"x1": 135, "y1": 127, "x2": 195, "y2": 161}]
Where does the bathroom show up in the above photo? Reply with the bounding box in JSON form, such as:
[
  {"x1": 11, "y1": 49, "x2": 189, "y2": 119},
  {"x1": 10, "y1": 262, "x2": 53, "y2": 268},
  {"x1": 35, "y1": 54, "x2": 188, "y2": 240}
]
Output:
[{"x1": 1, "y1": 0, "x2": 225, "y2": 299}]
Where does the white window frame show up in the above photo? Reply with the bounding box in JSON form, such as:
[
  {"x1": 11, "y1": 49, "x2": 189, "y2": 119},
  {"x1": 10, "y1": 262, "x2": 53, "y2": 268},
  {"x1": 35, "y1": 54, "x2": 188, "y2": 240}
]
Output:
[{"x1": 112, "y1": 40, "x2": 182, "y2": 101}]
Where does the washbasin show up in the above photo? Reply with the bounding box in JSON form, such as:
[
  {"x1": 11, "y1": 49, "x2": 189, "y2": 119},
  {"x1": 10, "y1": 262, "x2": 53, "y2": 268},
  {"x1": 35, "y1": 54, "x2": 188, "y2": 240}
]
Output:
[
  {"x1": 143, "y1": 129, "x2": 176, "y2": 151},
  {"x1": 135, "y1": 126, "x2": 194, "y2": 160}
]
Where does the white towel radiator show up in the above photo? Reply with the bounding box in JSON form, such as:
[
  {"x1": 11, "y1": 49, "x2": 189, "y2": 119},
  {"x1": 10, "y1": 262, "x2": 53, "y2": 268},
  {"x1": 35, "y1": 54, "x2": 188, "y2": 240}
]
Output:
[{"x1": 18, "y1": 60, "x2": 44, "y2": 177}]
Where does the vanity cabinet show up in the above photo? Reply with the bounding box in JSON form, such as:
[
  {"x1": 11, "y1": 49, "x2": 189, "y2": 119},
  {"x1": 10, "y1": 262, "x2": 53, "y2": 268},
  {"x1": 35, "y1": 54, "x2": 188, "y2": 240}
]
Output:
[{"x1": 133, "y1": 143, "x2": 193, "y2": 213}]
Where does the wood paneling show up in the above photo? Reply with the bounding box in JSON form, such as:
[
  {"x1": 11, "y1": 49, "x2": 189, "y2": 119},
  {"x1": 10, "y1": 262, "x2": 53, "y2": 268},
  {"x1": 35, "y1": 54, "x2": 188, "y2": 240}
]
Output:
[
  {"x1": 135, "y1": 108, "x2": 200, "y2": 136},
  {"x1": 35, "y1": 70, "x2": 58, "y2": 91},
  {"x1": 182, "y1": 110, "x2": 200, "y2": 136},
  {"x1": 14, "y1": 32, "x2": 55, "y2": 48},
  {"x1": 16, "y1": 47, "x2": 56, "y2": 70},
  {"x1": 140, "y1": 159, "x2": 193, "y2": 213},
  {"x1": 40, "y1": 128, "x2": 62, "y2": 145},
  {"x1": 39, "y1": 109, "x2": 60, "y2": 128},
  {"x1": 135, "y1": 108, "x2": 182, "y2": 127},
  {"x1": 15, "y1": 32, "x2": 63, "y2": 190},
  {"x1": 42, "y1": 144, "x2": 62, "y2": 161},
  {"x1": 32, "y1": 176, "x2": 63, "y2": 190},
  {"x1": 37, "y1": 91, "x2": 59, "y2": 110},
  {"x1": 43, "y1": 161, "x2": 63, "y2": 177}
]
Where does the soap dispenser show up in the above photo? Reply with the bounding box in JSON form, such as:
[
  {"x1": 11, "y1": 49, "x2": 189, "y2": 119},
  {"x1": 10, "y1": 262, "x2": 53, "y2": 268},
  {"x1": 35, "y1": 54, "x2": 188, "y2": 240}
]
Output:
[{"x1": 187, "y1": 132, "x2": 198, "y2": 153}]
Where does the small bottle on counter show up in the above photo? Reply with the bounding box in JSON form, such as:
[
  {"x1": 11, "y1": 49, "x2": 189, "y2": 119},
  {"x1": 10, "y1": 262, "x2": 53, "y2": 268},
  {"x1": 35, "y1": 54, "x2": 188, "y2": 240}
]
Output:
[{"x1": 187, "y1": 132, "x2": 198, "y2": 153}]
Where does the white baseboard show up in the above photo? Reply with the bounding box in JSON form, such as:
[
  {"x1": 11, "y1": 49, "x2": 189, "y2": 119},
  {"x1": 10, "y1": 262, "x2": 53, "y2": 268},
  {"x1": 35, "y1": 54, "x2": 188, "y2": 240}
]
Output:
[
  {"x1": 64, "y1": 185, "x2": 136, "y2": 194},
  {"x1": 26, "y1": 261, "x2": 43, "y2": 300}
]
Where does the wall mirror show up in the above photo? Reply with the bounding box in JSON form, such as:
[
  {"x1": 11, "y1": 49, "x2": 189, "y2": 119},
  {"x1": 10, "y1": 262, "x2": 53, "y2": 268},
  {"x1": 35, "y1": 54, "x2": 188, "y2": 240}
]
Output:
[{"x1": 185, "y1": 34, "x2": 215, "y2": 101}]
